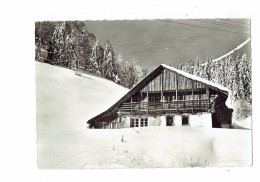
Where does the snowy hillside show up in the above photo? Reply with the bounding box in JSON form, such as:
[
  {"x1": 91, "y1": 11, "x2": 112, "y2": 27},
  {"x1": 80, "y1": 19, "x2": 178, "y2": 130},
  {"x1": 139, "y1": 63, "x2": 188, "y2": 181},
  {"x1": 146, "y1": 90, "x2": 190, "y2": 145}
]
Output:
[
  {"x1": 36, "y1": 61, "x2": 129, "y2": 130},
  {"x1": 36, "y1": 62, "x2": 128, "y2": 168},
  {"x1": 36, "y1": 62, "x2": 252, "y2": 169}
]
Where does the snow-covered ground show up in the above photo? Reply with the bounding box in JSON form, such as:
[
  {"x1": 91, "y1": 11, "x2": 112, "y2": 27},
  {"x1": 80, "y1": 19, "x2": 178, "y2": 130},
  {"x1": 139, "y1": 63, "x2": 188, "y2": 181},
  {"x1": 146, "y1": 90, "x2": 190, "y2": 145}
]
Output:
[
  {"x1": 36, "y1": 62, "x2": 252, "y2": 169},
  {"x1": 232, "y1": 116, "x2": 252, "y2": 130}
]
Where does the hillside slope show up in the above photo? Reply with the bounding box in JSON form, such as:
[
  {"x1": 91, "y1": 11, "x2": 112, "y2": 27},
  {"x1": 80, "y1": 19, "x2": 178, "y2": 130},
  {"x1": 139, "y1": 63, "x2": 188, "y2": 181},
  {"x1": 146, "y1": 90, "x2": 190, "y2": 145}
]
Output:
[
  {"x1": 36, "y1": 62, "x2": 252, "y2": 169},
  {"x1": 36, "y1": 61, "x2": 129, "y2": 130},
  {"x1": 36, "y1": 62, "x2": 128, "y2": 168}
]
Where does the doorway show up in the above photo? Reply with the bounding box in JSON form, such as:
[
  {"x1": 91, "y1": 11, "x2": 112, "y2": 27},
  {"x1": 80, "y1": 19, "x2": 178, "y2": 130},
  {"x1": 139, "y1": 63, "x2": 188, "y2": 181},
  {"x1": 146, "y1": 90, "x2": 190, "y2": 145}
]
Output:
[
  {"x1": 212, "y1": 113, "x2": 221, "y2": 128},
  {"x1": 166, "y1": 116, "x2": 173, "y2": 126},
  {"x1": 182, "y1": 115, "x2": 189, "y2": 125}
]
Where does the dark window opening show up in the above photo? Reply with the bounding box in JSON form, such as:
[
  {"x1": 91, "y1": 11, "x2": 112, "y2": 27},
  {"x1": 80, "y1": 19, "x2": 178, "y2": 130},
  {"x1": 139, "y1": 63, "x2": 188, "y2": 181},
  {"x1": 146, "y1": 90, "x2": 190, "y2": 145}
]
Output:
[
  {"x1": 182, "y1": 115, "x2": 189, "y2": 125},
  {"x1": 166, "y1": 116, "x2": 173, "y2": 126},
  {"x1": 135, "y1": 119, "x2": 139, "y2": 127},
  {"x1": 148, "y1": 95, "x2": 161, "y2": 102},
  {"x1": 178, "y1": 95, "x2": 184, "y2": 100},
  {"x1": 140, "y1": 119, "x2": 144, "y2": 127},
  {"x1": 130, "y1": 119, "x2": 135, "y2": 127},
  {"x1": 145, "y1": 118, "x2": 148, "y2": 126}
]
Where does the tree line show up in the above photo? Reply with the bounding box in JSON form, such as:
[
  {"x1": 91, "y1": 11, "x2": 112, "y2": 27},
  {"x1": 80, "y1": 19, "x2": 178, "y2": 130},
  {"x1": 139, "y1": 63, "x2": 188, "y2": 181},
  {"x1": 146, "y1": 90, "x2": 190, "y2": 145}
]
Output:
[
  {"x1": 173, "y1": 53, "x2": 252, "y2": 120},
  {"x1": 35, "y1": 21, "x2": 144, "y2": 88},
  {"x1": 173, "y1": 53, "x2": 251, "y2": 103}
]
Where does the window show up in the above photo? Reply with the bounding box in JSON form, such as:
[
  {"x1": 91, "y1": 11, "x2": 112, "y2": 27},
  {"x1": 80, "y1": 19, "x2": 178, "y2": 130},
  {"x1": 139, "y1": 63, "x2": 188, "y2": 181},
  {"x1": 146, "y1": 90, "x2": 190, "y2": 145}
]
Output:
[
  {"x1": 149, "y1": 95, "x2": 161, "y2": 102},
  {"x1": 149, "y1": 96, "x2": 155, "y2": 102},
  {"x1": 135, "y1": 119, "x2": 139, "y2": 127},
  {"x1": 167, "y1": 96, "x2": 173, "y2": 102},
  {"x1": 178, "y1": 95, "x2": 184, "y2": 100},
  {"x1": 166, "y1": 116, "x2": 173, "y2": 126},
  {"x1": 182, "y1": 115, "x2": 189, "y2": 125},
  {"x1": 140, "y1": 119, "x2": 144, "y2": 127},
  {"x1": 130, "y1": 119, "x2": 135, "y2": 127},
  {"x1": 130, "y1": 118, "x2": 148, "y2": 127},
  {"x1": 144, "y1": 118, "x2": 148, "y2": 127}
]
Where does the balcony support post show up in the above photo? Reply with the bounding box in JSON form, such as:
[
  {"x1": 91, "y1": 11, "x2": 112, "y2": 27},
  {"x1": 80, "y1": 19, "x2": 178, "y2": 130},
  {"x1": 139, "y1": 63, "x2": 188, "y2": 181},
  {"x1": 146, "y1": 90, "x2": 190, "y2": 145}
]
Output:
[
  {"x1": 161, "y1": 70, "x2": 164, "y2": 111},
  {"x1": 206, "y1": 86, "x2": 210, "y2": 111},
  {"x1": 146, "y1": 86, "x2": 149, "y2": 113},
  {"x1": 192, "y1": 80, "x2": 194, "y2": 113},
  {"x1": 175, "y1": 73, "x2": 179, "y2": 112},
  {"x1": 131, "y1": 96, "x2": 133, "y2": 114}
]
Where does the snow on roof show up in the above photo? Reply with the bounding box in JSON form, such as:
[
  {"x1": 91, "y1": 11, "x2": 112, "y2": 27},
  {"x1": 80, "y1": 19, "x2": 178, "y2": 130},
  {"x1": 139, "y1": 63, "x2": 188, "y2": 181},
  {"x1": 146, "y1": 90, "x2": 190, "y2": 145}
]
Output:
[{"x1": 161, "y1": 64, "x2": 230, "y2": 93}]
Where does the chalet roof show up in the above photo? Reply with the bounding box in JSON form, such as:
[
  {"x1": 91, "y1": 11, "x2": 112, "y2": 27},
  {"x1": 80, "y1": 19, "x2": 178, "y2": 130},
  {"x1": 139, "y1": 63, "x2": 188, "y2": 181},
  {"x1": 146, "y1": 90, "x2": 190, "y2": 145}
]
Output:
[{"x1": 87, "y1": 64, "x2": 230, "y2": 125}]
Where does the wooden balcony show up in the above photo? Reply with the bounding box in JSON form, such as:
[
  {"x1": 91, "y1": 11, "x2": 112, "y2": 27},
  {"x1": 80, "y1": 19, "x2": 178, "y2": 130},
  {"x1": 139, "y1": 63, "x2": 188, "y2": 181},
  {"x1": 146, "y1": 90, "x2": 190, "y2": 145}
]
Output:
[{"x1": 118, "y1": 99, "x2": 211, "y2": 114}]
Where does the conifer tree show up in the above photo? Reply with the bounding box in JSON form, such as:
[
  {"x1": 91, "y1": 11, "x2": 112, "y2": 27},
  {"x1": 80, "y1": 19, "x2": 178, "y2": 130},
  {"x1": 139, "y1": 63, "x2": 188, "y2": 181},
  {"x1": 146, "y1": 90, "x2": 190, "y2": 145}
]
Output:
[
  {"x1": 102, "y1": 40, "x2": 118, "y2": 81},
  {"x1": 52, "y1": 22, "x2": 66, "y2": 65},
  {"x1": 229, "y1": 55, "x2": 240, "y2": 101},
  {"x1": 35, "y1": 22, "x2": 55, "y2": 61},
  {"x1": 240, "y1": 53, "x2": 251, "y2": 102},
  {"x1": 218, "y1": 59, "x2": 226, "y2": 87},
  {"x1": 89, "y1": 39, "x2": 101, "y2": 72},
  {"x1": 193, "y1": 59, "x2": 201, "y2": 77}
]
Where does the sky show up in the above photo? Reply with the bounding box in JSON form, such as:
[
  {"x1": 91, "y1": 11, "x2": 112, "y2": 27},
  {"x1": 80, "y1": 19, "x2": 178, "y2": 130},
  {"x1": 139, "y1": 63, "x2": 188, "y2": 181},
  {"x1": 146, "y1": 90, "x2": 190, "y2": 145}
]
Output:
[{"x1": 84, "y1": 19, "x2": 250, "y2": 69}]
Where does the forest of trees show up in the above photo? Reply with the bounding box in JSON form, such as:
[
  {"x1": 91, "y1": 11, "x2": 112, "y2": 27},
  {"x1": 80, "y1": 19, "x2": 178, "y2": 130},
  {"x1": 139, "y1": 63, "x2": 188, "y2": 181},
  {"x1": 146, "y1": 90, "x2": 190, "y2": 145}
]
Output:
[
  {"x1": 35, "y1": 21, "x2": 143, "y2": 88},
  {"x1": 35, "y1": 21, "x2": 251, "y2": 120},
  {"x1": 174, "y1": 54, "x2": 251, "y2": 103},
  {"x1": 174, "y1": 54, "x2": 252, "y2": 120}
]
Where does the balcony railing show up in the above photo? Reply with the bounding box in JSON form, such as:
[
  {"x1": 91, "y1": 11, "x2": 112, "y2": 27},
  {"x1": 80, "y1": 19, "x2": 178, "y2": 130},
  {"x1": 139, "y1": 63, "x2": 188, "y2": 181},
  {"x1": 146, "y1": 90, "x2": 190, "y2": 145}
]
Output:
[{"x1": 118, "y1": 99, "x2": 210, "y2": 113}]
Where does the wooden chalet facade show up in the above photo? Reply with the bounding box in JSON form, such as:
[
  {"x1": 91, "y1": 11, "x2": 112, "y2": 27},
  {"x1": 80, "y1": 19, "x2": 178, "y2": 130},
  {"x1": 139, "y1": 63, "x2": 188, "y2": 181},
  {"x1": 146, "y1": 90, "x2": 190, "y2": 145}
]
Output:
[{"x1": 87, "y1": 64, "x2": 233, "y2": 129}]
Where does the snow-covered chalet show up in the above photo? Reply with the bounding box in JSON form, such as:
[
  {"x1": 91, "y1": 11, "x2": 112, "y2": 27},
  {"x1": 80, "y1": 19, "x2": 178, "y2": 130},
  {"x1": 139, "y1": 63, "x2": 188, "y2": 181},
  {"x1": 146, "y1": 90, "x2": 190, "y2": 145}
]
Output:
[{"x1": 87, "y1": 64, "x2": 233, "y2": 129}]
